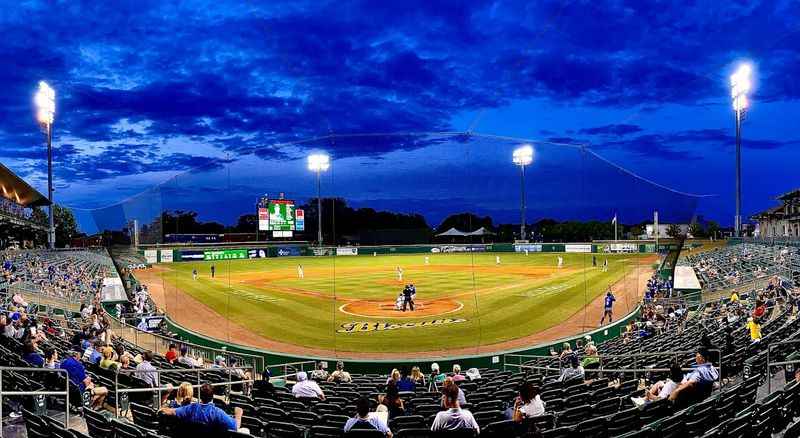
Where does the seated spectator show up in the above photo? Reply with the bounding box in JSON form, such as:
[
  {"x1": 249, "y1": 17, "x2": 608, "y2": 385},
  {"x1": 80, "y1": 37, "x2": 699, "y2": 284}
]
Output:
[
  {"x1": 377, "y1": 381, "x2": 405, "y2": 419},
  {"x1": 160, "y1": 383, "x2": 243, "y2": 432},
  {"x1": 43, "y1": 348, "x2": 58, "y2": 369},
  {"x1": 60, "y1": 348, "x2": 108, "y2": 408},
  {"x1": 177, "y1": 345, "x2": 198, "y2": 367},
  {"x1": 511, "y1": 381, "x2": 545, "y2": 421},
  {"x1": 328, "y1": 361, "x2": 352, "y2": 383},
  {"x1": 83, "y1": 339, "x2": 104, "y2": 365},
  {"x1": 581, "y1": 344, "x2": 600, "y2": 369},
  {"x1": 557, "y1": 342, "x2": 575, "y2": 367},
  {"x1": 212, "y1": 355, "x2": 226, "y2": 368},
  {"x1": 164, "y1": 382, "x2": 195, "y2": 408},
  {"x1": 135, "y1": 350, "x2": 159, "y2": 387},
  {"x1": 292, "y1": 371, "x2": 325, "y2": 400},
  {"x1": 344, "y1": 396, "x2": 392, "y2": 437},
  {"x1": 558, "y1": 355, "x2": 585, "y2": 382},
  {"x1": 633, "y1": 362, "x2": 683, "y2": 407},
  {"x1": 431, "y1": 381, "x2": 479, "y2": 433},
  {"x1": 430, "y1": 362, "x2": 447, "y2": 386},
  {"x1": 386, "y1": 368, "x2": 401, "y2": 385},
  {"x1": 410, "y1": 366, "x2": 426, "y2": 386},
  {"x1": 99, "y1": 346, "x2": 120, "y2": 370},
  {"x1": 164, "y1": 344, "x2": 178, "y2": 364},
  {"x1": 451, "y1": 364, "x2": 466, "y2": 382},
  {"x1": 442, "y1": 377, "x2": 466, "y2": 406},
  {"x1": 22, "y1": 341, "x2": 44, "y2": 367},
  {"x1": 311, "y1": 361, "x2": 329, "y2": 381},
  {"x1": 669, "y1": 348, "x2": 719, "y2": 404},
  {"x1": 397, "y1": 367, "x2": 415, "y2": 392}
]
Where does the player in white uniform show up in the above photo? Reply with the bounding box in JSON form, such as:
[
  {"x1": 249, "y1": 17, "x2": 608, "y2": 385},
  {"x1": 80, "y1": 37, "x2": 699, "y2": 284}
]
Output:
[
  {"x1": 525, "y1": 249, "x2": 529, "y2": 256},
  {"x1": 397, "y1": 266, "x2": 403, "y2": 281},
  {"x1": 297, "y1": 264, "x2": 304, "y2": 279},
  {"x1": 557, "y1": 256, "x2": 563, "y2": 268},
  {"x1": 496, "y1": 255, "x2": 501, "y2": 265},
  {"x1": 424, "y1": 256, "x2": 430, "y2": 265},
  {"x1": 603, "y1": 258, "x2": 609, "y2": 272}
]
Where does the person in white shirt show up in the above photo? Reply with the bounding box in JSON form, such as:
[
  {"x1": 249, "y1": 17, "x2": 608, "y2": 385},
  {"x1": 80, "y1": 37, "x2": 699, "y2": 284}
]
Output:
[
  {"x1": 511, "y1": 382, "x2": 545, "y2": 421},
  {"x1": 291, "y1": 372, "x2": 325, "y2": 400},
  {"x1": 297, "y1": 265, "x2": 304, "y2": 279},
  {"x1": 557, "y1": 256, "x2": 563, "y2": 268},
  {"x1": 495, "y1": 255, "x2": 501, "y2": 265},
  {"x1": 424, "y1": 256, "x2": 429, "y2": 265},
  {"x1": 396, "y1": 266, "x2": 403, "y2": 282},
  {"x1": 633, "y1": 361, "x2": 683, "y2": 407},
  {"x1": 431, "y1": 382, "x2": 479, "y2": 433}
]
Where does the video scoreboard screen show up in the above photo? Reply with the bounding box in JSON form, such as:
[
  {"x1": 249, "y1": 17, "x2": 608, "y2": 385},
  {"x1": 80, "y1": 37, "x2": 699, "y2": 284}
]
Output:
[{"x1": 268, "y1": 199, "x2": 295, "y2": 231}]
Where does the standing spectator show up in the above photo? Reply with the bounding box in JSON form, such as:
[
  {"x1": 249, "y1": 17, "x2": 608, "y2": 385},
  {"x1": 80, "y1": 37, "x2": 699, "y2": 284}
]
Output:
[
  {"x1": 747, "y1": 317, "x2": 762, "y2": 343},
  {"x1": 135, "y1": 351, "x2": 159, "y2": 387},
  {"x1": 431, "y1": 382, "x2": 479, "y2": 433},
  {"x1": 451, "y1": 364, "x2": 466, "y2": 382},
  {"x1": 160, "y1": 384, "x2": 242, "y2": 432},
  {"x1": 328, "y1": 361, "x2": 352, "y2": 383},
  {"x1": 344, "y1": 396, "x2": 393, "y2": 437},
  {"x1": 292, "y1": 372, "x2": 325, "y2": 400},
  {"x1": 511, "y1": 382, "x2": 544, "y2": 421},
  {"x1": 164, "y1": 344, "x2": 179, "y2": 364}
]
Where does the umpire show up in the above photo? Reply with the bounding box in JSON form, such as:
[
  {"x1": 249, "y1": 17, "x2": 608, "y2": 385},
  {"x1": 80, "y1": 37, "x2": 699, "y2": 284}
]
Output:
[{"x1": 402, "y1": 285, "x2": 415, "y2": 311}]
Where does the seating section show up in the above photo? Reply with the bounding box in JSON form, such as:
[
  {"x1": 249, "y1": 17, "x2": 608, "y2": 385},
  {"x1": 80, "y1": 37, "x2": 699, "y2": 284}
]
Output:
[{"x1": 683, "y1": 243, "x2": 799, "y2": 291}]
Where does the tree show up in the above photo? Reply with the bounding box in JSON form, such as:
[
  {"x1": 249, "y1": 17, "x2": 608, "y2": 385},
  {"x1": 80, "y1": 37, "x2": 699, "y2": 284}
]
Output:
[
  {"x1": 666, "y1": 223, "x2": 683, "y2": 239},
  {"x1": 53, "y1": 204, "x2": 79, "y2": 247},
  {"x1": 688, "y1": 222, "x2": 705, "y2": 239},
  {"x1": 706, "y1": 220, "x2": 721, "y2": 239},
  {"x1": 30, "y1": 206, "x2": 48, "y2": 226}
]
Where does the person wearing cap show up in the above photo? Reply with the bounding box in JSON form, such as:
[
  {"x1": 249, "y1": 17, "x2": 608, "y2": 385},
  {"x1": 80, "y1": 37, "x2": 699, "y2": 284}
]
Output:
[
  {"x1": 430, "y1": 363, "x2": 447, "y2": 386},
  {"x1": 135, "y1": 351, "x2": 159, "y2": 387},
  {"x1": 668, "y1": 347, "x2": 719, "y2": 403},
  {"x1": 60, "y1": 348, "x2": 108, "y2": 408},
  {"x1": 451, "y1": 364, "x2": 466, "y2": 382},
  {"x1": 292, "y1": 371, "x2": 325, "y2": 400},
  {"x1": 212, "y1": 355, "x2": 226, "y2": 368},
  {"x1": 328, "y1": 361, "x2": 352, "y2": 383}
]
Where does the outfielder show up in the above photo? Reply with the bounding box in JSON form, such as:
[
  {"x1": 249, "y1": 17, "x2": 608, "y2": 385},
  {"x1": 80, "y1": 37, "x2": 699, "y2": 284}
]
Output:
[
  {"x1": 297, "y1": 264, "x2": 304, "y2": 279},
  {"x1": 397, "y1": 266, "x2": 403, "y2": 282},
  {"x1": 496, "y1": 255, "x2": 501, "y2": 265},
  {"x1": 557, "y1": 256, "x2": 563, "y2": 268}
]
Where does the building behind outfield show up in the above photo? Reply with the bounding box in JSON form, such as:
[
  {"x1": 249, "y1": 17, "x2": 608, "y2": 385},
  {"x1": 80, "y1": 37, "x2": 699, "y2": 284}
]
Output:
[{"x1": 753, "y1": 188, "x2": 800, "y2": 238}]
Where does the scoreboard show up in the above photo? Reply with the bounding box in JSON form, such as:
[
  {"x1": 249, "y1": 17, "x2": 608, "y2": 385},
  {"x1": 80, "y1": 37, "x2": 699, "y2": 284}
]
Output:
[{"x1": 257, "y1": 196, "x2": 304, "y2": 237}]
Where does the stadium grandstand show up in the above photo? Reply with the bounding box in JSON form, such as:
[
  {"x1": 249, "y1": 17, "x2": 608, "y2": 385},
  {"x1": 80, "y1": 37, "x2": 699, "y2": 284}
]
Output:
[{"x1": 0, "y1": 162, "x2": 49, "y2": 250}]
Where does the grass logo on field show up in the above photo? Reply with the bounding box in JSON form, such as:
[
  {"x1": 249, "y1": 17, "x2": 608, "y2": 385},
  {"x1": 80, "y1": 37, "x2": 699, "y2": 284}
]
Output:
[{"x1": 337, "y1": 318, "x2": 467, "y2": 333}]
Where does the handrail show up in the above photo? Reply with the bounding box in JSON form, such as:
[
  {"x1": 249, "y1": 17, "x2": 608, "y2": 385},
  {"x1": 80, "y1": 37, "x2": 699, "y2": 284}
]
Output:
[
  {"x1": 265, "y1": 360, "x2": 317, "y2": 380},
  {"x1": 766, "y1": 339, "x2": 800, "y2": 393},
  {"x1": 0, "y1": 367, "x2": 70, "y2": 437}
]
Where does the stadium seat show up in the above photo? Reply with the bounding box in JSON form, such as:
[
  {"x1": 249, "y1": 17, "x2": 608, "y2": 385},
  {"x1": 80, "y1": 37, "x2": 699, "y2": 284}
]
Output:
[
  {"x1": 591, "y1": 396, "x2": 621, "y2": 417},
  {"x1": 638, "y1": 397, "x2": 671, "y2": 424},
  {"x1": 481, "y1": 419, "x2": 518, "y2": 437},
  {"x1": 84, "y1": 408, "x2": 114, "y2": 438},
  {"x1": 555, "y1": 404, "x2": 590, "y2": 427},
  {"x1": 267, "y1": 421, "x2": 306, "y2": 437},
  {"x1": 130, "y1": 402, "x2": 160, "y2": 431},
  {"x1": 605, "y1": 407, "x2": 639, "y2": 436},
  {"x1": 472, "y1": 410, "x2": 506, "y2": 428},
  {"x1": 540, "y1": 426, "x2": 572, "y2": 438},
  {"x1": 309, "y1": 425, "x2": 345, "y2": 438},
  {"x1": 344, "y1": 429, "x2": 386, "y2": 437},
  {"x1": 390, "y1": 415, "x2": 426, "y2": 430},
  {"x1": 394, "y1": 428, "x2": 431, "y2": 438}
]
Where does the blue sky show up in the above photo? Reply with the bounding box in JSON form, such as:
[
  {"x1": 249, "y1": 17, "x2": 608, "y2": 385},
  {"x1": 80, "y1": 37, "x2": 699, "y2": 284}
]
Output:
[{"x1": 1, "y1": 0, "x2": 799, "y2": 231}]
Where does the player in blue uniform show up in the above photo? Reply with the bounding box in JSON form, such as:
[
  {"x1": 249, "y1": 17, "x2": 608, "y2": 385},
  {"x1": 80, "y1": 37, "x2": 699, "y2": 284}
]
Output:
[{"x1": 600, "y1": 289, "x2": 616, "y2": 325}]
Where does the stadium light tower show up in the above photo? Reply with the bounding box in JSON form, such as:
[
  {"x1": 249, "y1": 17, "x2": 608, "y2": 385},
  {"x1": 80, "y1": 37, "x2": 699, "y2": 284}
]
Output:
[
  {"x1": 512, "y1": 144, "x2": 534, "y2": 241},
  {"x1": 308, "y1": 153, "x2": 330, "y2": 245},
  {"x1": 35, "y1": 81, "x2": 56, "y2": 249},
  {"x1": 730, "y1": 63, "x2": 752, "y2": 237}
]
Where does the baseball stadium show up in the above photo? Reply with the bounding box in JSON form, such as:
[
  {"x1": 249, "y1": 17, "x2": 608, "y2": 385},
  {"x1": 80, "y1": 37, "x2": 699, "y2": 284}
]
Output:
[{"x1": 3, "y1": 3, "x2": 800, "y2": 438}]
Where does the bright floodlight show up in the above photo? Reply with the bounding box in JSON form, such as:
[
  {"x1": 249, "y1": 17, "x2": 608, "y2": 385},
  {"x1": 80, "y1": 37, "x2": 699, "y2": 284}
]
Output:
[
  {"x1": 308, "y1": 153, "x2": 330, "y2": 172},
  {"x1": 35, "y1": 81, "x2": 56, "y2": 125},
  {"x1": 730, "y1": 63, "x2": 752, "y2": 112},
  {"x1": 512, "y1": 144, "x2": 534, "y2": 166}
]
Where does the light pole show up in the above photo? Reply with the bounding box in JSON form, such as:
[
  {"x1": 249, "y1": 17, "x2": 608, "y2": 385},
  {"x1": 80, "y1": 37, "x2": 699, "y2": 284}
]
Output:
[
  {"x1": 35, "y1": 81, "x2": 56, "y2": 249},
  {"x1": 730, "y1": 63, "x2": 752, "y2": 237},
  {"x1": 512, "y1": 145, "x2": 534, "y2": 241},
  {"x1": 308, "y1": 153, "x2": 330, "y2": 245}
]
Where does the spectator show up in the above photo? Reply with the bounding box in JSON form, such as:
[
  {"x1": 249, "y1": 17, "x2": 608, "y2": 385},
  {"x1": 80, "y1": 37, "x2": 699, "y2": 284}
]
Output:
[
  {"x1": 431, "y1": 380, "x2": 479, "y2": 433},
  {"x1": 558, "y1": 342, "x2": 575, "y2": 368},
  {"x1": 164, "y1": 344, "x2": 178, "y2": 364},
  {"x1": 669, "y1": 348, "x2": 719, "y2": 403},
  {"x1": 633, "y1": 362, "x2": 683, "y2": 406},
  {"x1": 311, "y1": 362, "x2": 329, "y2": 381},
  {"x1": 558, "y1": 355, "x2": 585, "y2": 382},
  {"x1": 60, "y1": 348, "x2": 108, "y2": 408},
  {"x1": 451, "y1": 364, "x2": 466, "y2": 382},
  {"x1": 343, "y1": 396, "x2": 392, "y2": 437},
  {"x1": 441, "y1": 377, "x2": 466, "y2": 406},
  {"x1": 22, "y1": 341, "x2": 44, "y2": 367},
  {"x1": 430, "y1": 363, "x2": 447, "y2": 386},
  {"x1": 410, "y1": 366, "x2": 426, "y2": 386},
  {"x1": 83, "y1": 339, "x2": 104, "y2": 365},
  {"x1": 177, "y1": 345, "x2": 197, "y2": 367},
  {"x1": 511, "y1": 381, "x2": 544, "y2": 421},
  {"x1": 43, "y1": 348, "x2": 58, "y2": 369},
  {"x1": 377, "y1": 381, "x2": 405, "y2": 419},
  {"x1": 164, "y1": 382, "x2": 195, "y2": 408},
  {"x1": 747, "y1": 317, "x2": 762, "y2": 343},
  {"x1": 397, "y1": 367, "x2": 415, "y2": 392},
  {"x1": 292, "y1": 372, "x2": 325, "y2": 400},
  {"x1": 135, "y1": 350, "x2": 159, "y2": 387},
  {"x1": 160, "y1": 383, "x2": 242, "y2": 432},
  {"x1": 328, "y1": 361, "x2": 352, "y2": 383},
  {"x1": 212, "y1": 355, "x2": 226, "y2": 368},
  {"x1": 386, "y1": 368, "x2": 401, "y2": 385},
  {"x1": 581, "y1": 344, "x2": 600, "y2": 369},
  {"x1": 99, "y1": 347, "x2": 120, "y2": 370}
]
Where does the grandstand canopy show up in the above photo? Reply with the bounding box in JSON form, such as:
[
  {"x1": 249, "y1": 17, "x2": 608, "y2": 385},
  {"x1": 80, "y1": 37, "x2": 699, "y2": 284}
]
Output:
[
  {"x1": 436, "y1": 227, "x2": 469, "y2": 237},
  {"x1": 674, "y1": 265, "x2": 702, "y2": 292},
  {"x1": 467, "y1": 227, "x2": 495, "y2": 236},
  {"x1": 0, "y1": 161, "x2": 50, "y2": 207}
]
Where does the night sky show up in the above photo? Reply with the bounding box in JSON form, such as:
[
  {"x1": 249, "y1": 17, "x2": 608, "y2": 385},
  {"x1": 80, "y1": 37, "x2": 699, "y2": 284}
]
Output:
[{"x1": 2, "y1": 1, "x2": 799, "y2": 232}]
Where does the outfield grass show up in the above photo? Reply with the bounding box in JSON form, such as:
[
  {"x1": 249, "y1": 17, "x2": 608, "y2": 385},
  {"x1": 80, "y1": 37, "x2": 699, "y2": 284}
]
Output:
[{"x1": 153, "y1": 252, "x2": 651, "y2": 354}]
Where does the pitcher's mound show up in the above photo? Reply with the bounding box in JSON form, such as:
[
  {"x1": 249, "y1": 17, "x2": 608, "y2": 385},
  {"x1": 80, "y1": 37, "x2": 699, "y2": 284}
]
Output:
[{"x1": 340, "y1": 299, "x2": 463, "y2": 318}]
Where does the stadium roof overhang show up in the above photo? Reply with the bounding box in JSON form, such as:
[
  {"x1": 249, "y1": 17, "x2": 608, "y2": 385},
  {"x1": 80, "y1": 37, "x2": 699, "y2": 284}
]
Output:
[{"x1": 0, "y1": 161, "x2": 50, "y2": 207}]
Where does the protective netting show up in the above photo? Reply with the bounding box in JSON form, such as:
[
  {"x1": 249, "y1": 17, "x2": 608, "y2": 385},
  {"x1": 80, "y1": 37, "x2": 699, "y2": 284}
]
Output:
[{"x1": 69, "y1": 132, "x2": 705, "y2": 358}]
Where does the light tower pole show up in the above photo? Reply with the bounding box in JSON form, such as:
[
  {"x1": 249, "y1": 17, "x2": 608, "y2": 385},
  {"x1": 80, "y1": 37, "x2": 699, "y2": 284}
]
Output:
[
  {"x1": 730, "y1": 63, "x2": 752, "y2": 237},
  {"x1": 512, "y1": 145, "x2": 534, "y2": 241},
  {"x1": 308, "y1": 153, "x2": 330, "y2": 245},
  {"x1": 35, "y1": 81, "x2": 56, "y2": 249}
]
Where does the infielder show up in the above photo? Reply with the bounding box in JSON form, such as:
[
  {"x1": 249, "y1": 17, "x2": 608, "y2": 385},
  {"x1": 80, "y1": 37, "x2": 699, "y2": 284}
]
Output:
[
  {"x1": 496, "y1": 255, "x2": 501, "y2": 265},
  {"x1": 297, "y1": 264, "x2": 304, "y2": 279},
  {"x1": 397, "y1": 266, "x2": 403, "y2": 281},
  {"x1": 424, "y1": 256, "x2": 430, "y2": 265},
  {"x1": 192, "y1": 269, "x2": 198, "y2": 280},
  {"x1": 557, "y1": 256, "x2": 563, "y2": 268}
]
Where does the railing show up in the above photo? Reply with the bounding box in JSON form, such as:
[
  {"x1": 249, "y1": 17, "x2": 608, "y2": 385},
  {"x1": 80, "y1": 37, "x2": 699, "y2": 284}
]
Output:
[
  {"x1": 0, "y1": 367, "x2": 70, "y2": 438},
  {"x1": 766, "y1": 339, "x2": 800, "y2": 393},
  {"x1": 113, "y1": 366, "x2": 254, "y2": 416},
  {"x1": 265, "y1": 360, "x2": 318, "y2": 380},
  {"x1": 108, "y1": 317, "x2": 265, "y2": 374}
]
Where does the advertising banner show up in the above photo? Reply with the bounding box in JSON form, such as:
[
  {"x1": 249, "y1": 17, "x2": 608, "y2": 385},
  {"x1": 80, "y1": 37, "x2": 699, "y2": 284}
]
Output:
[
  {"x1": 565, "y1": 244, "x2": 592, "y2": 253},
  {"x1": 295, "y1": 209, "x2": 305, "y2": 231},
  {"x1": 276, "y1": 246, "x2": 303, "y2": 257},
  {"x1": 336, "y1": 247, "x2": 358, "y2": 256},
  {"x1": 248, "y1": 248, "x2": 268, "y2": 259},
  {"x1": 258, "y1": 207, "x2": 269, "y2": 231},
  {"x1": 203, "y1": 249, "x2": 248, "y2": 260},
  {"x1": 514, "y1": 244, "x2": 543, "y2": 253},
  {"x1": 159, "y1": 250, "x2": 173, "y2": 263},
  {"x1": 311, "y1": 247, "x2": 334, "y2": 256},
  {"x1": 144, "y1": 250, "x2": 158, "y2": 264},
  {"x1": 601, "y1": 243, "x2": 638, "y2": 253},
  {"x1": 437, "y1": 245, "x2": 488, "y2": 253},
  {"x1": 180, "y1": 250, "x2": 204, "y2": 261}
]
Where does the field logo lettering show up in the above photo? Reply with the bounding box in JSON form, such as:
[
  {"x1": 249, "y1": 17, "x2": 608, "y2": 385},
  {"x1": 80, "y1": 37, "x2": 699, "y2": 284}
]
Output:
[{"x1": 337, "y1": 318, "x2": 467, "y2": 333}]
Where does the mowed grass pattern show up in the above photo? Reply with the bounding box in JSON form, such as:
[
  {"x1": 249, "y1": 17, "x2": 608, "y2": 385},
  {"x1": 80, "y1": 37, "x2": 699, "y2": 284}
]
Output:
[{"x1": 154, "y1": 253, "x2": 651, "y2": 353}]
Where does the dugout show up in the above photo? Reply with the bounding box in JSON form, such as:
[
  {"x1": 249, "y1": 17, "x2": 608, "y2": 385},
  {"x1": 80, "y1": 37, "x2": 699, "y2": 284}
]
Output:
[{"x1": 674, "y1": 265, "x2": 703, "y2": 307}]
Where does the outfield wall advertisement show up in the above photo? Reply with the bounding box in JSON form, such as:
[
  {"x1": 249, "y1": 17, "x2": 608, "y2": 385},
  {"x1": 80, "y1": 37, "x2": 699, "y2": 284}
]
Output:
[
  {"x1": 336, "y1": 247, "x2": 358, "y2": 256},
  {"x1": 565, "y1": 244, "x2": 592, "y2": 253},
  {"x1": 203, "y1": 249, "x2": 248, "y2": 260}
]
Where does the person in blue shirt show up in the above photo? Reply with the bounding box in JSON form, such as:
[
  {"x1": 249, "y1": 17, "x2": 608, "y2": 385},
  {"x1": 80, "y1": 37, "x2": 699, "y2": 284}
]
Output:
[
  {"x1": 22, "y1": 342, "x2": 44, "y2": 367},
  {"x1": 60, "y1": 349, "x2": 108, "y2": 408},
  {"x1": 160, "y1": 383, "x2": 242, "y2": 432},
  {"x1": 600, "y1": 289, "x2": 616, "y2": 325}
]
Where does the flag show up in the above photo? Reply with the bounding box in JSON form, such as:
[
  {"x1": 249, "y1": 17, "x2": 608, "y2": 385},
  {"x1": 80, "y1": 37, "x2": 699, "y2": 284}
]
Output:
[{"x1": 611, "y1": 214, "x2": 617, "y2": 225}]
